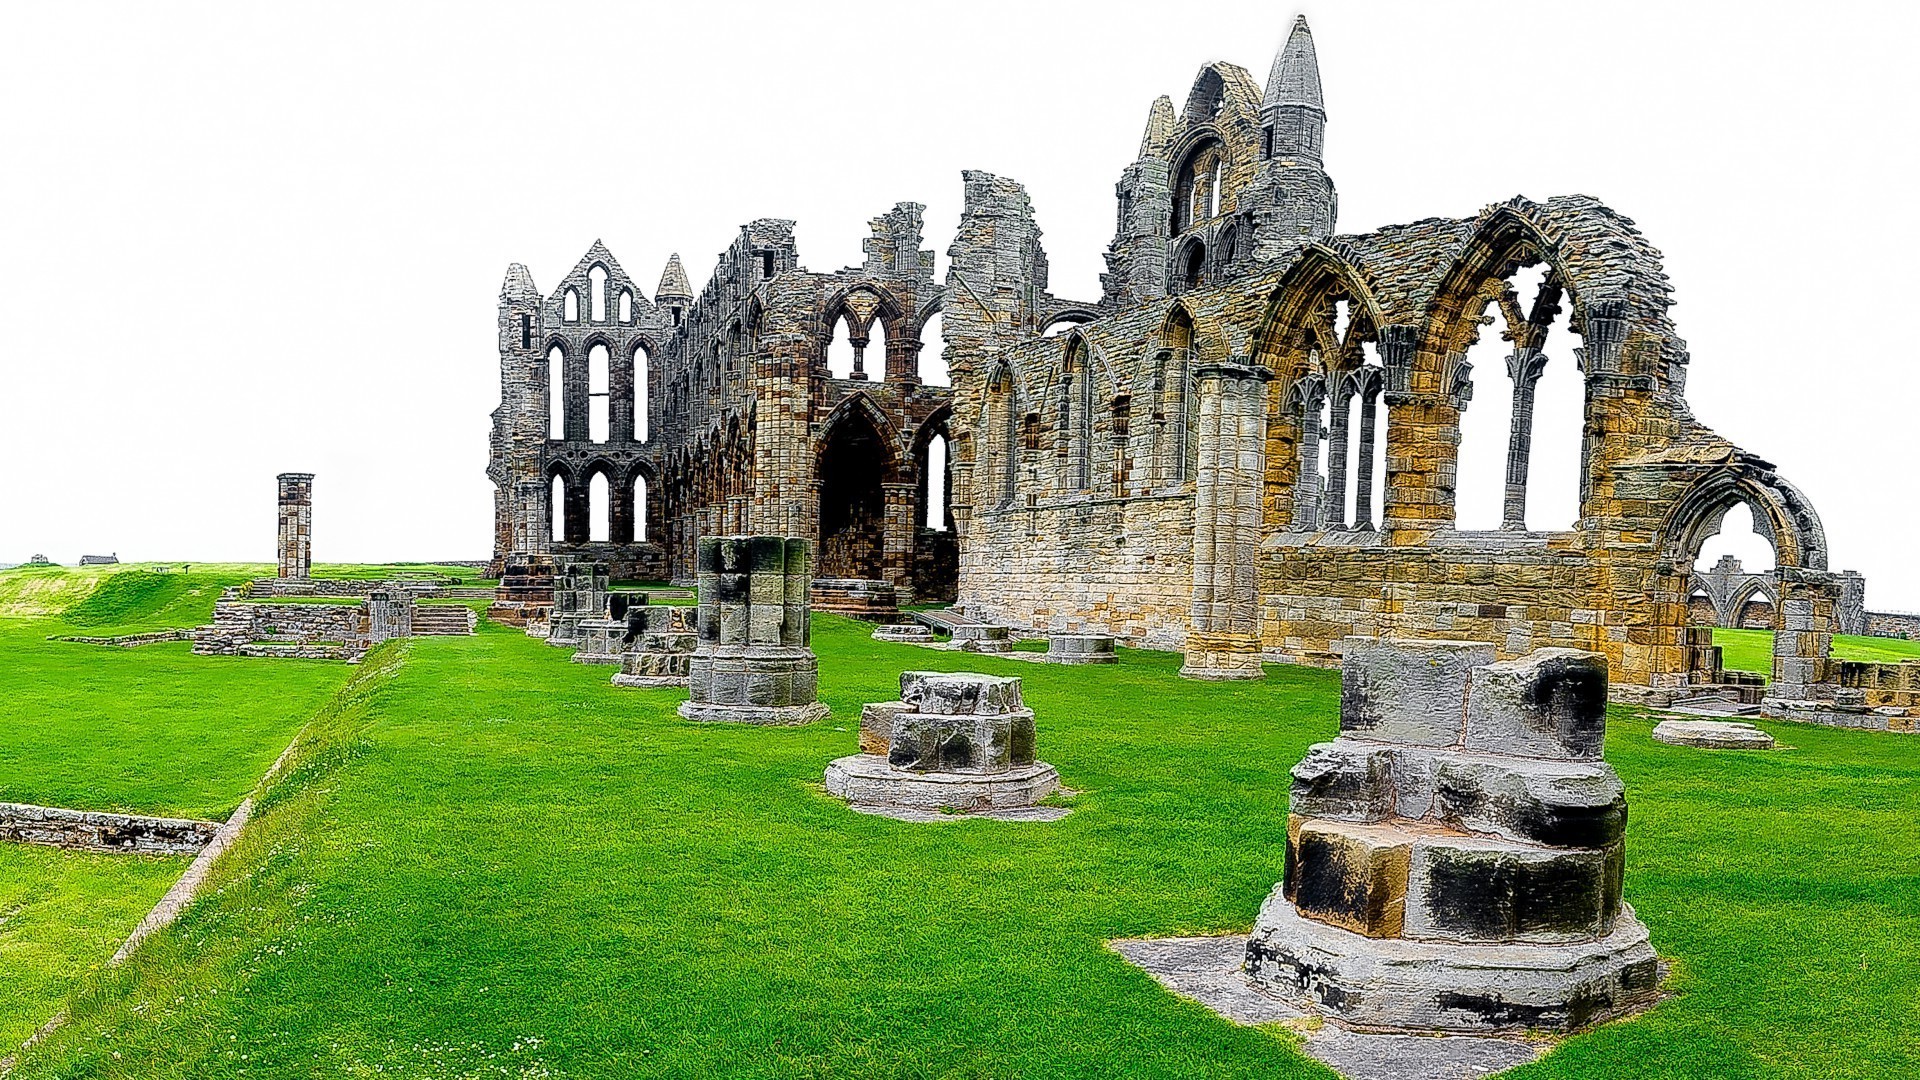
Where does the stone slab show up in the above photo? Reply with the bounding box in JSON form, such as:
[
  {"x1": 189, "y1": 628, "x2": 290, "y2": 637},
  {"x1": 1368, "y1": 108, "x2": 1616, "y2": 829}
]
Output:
[
  {"x1": 822, "y1": 754, "x2": 1060, "y2": 813},
  {"x1": 678, "y1": 700, "x2": 830, "y2": 726},
  {"x1": 1247, "y1": 891, "x2": 1659, "y2": 1033},
  {"x1": 1111, "y1": 935, "x2": 1543, "y2": 1080},
  {"x1": 1651, "y1": 719, "x2": 1776, "y2": 749}
]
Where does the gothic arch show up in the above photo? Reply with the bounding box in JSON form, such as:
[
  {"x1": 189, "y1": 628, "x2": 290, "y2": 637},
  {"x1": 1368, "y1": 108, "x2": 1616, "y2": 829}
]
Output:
[
  {"x1": 1659, "y1": 467, "x2": 1828, "y2": 573},
  {"x1": 817, "y1": 390, "x2": 906, "y2": 477}
]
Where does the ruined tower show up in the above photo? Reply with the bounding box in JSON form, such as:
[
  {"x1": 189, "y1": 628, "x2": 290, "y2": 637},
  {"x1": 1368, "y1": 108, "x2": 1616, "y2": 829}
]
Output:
[
  {"x1": 276, "y1": 472, "x2": 313, "y2": 580},
  {"x1": 1254, "y1": 15, "x2": 1336, "y2": 246}
]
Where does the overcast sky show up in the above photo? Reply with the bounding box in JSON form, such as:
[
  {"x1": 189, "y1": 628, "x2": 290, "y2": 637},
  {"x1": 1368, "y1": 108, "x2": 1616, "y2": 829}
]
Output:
[{"x1": 2, "y1": 1, "x2": 1915, "y2": 606}]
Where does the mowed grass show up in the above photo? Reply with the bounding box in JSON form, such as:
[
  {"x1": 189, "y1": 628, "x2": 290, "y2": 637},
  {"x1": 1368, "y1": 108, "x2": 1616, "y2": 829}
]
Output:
[
  {"x1": 0, "y1": 846, "x2": 188, "y2": 1048},
  {"x1": 1713, "y1": 627, "x2": 1920, "y2": 675},
  {"x1": 14, "y1": 615, "x2": 1920, "y2": 1078}
]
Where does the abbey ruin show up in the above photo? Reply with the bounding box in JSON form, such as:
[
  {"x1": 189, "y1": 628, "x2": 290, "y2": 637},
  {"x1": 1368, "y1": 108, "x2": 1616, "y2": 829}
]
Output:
[{"x1": 488, "y1": 17, "x2": 1872, "y2": 709}]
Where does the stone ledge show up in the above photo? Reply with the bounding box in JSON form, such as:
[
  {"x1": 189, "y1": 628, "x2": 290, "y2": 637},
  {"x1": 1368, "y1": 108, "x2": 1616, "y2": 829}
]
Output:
[
  {"x1": 0, "y1": 802, "x2": 221, "y2": 854},
  {"x1": 822, "y1": 754, "x2": 1061, "y2": 815},
  {"x1": 678, "y1": 700, "x2": 829, "y2": 726}
]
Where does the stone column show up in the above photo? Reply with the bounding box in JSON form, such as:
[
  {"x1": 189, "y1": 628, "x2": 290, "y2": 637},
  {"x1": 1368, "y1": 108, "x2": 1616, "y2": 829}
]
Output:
[
  {"x1": 1182, "y1": 362, "x2": 1273, "y2": 681},
  {"x1": 848, "y1": 333, "x2": 870, "y2": 380},
  {"x1": 1353, "y1": 380, "x2": 1381, "y2": 530},
  {"x1": 1764, "y1": 567, "x2": 1841, "y2": 705},
  {"x1": 1322, "y1": 379, "x2": 1353, "y2": 530},
  {"x1": 680, "y1": 536, "x2": 829, "y2": 725},
  {"x1": 1290, "y1": 378, "x2": 1325, "y2": 531},
  {"x1": 1501, "y1": 347, "x2": 1550, "y2": 531},
  {"x1": 276, "y1": 473, "x2": 313, "y2": 580}
]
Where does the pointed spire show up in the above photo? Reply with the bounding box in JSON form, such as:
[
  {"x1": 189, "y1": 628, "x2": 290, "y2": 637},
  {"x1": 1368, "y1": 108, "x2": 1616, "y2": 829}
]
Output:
[
  {"x1": 1138, "y1": 95, "x2": 1176, "y2": 159},
  {"x1": 1263, "y1": 14, "x2": 1324, "y2": 112},
  {"x1": 500, "y1": 262, "x2": 539, "y2": 301},
  {"x1": 656, "y1": 253, "x2": 693, "y2": 302}
]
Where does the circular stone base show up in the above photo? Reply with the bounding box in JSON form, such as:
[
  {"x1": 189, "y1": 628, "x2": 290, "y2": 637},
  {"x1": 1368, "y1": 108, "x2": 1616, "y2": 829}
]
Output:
[
  {"x1": 1652, "y1": 719, "x2": 1775, "y2": 749},
  {"x1": 872, "y1": 625, "x2": 933, "y2": 643},
  {"x1": 677, "y1": 700, "x2": 829, "y2": 726},
  {"x1": 1246, "y1": 892, "x2": 1660, "y2": 1034},
  {"x1": 611, "y1": 673, "x2": 685, "y2": 689},
  {"x1": 1047, "y1": 653, "x2": 1117, "y2": 665},
  {"x1": 823, "y1": 754, "x2": 1060, "y2": 813},
  {"x1": 570, "y1": 653, "x2": 623, "y2": 665}
]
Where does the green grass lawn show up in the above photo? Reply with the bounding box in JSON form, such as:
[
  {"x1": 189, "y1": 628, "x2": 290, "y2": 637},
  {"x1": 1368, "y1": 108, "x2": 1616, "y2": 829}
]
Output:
[
  {"x1": 1713, "y1": 627, "x2": 1920, "y2": 675},
  {"x1": 0, "y1": 847, "x2": 188, "y2": 1049},
  {"x1": 10, "y1": 612, "x2": 1918, "y2": 1078}
]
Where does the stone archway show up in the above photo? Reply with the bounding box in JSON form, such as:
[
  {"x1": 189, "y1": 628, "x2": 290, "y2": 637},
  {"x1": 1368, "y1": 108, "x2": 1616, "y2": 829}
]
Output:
[{"x1": 817, "y1": 407, "x2": 895, "y2": 581}]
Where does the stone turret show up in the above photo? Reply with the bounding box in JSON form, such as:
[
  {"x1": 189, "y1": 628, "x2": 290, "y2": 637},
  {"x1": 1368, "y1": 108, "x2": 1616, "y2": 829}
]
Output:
[
  {"x1": 656, "y1": 253, "x2": 693, "y2": 326},
  {"x1": 1251, "y1": 15, "x2": 1336, "y2": 247},
  {"x1": 1101, "y1": 96, "x2": 1178, "y2": 307}
]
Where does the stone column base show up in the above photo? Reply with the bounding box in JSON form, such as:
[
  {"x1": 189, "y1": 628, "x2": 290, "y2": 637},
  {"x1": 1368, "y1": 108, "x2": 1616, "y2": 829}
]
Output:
[
  {"x1": 677, "y1": 701, "x2": 830, "y2": 726},
  {"x1": 610, "y1": 672, "x2": 685, "y2": 689},
  {"x1": 1180, "y1": 632, "x2": 1265, "y2": 680},
  {"x1": 822, "y1": 754, "x2": 1059, "y2": 813},
  {"x1": 1245, "y1": 892, "x2": 1660, "y2": 1034}
]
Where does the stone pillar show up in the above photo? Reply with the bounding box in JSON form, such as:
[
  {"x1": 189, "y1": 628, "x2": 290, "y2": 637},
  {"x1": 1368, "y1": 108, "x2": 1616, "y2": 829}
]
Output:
[
  {"x1": 1501, "y1": 347, "x2": 1550, "y2": 531},
  {"x1": 1182, "y1": 362, "x2": 1273, "y2": 680},
  {"x1": 1290, "y1": 381, "x2": 1324, "y2": 531},
  {"x1": 1246, "y1": 640, "x2": 1658, "y2": 1033},
  {"x1": 848, "y1": 333, "x2": 870, "y2": 381},
  {"x1": 276, "y1": 473, "x2": 313, "y2": 580},
  {"x1": 680, "y1": 536, "x2": 829, "y2": 725},
  {"x1": 1353, "y1": 381, "x2": 1381, "y2": 530},
  {"x1": 1764, "y1": 567, "x2": 1842, "y2": 705},
  {"x1": 1322, "y1": 379, "x2": 1353, "y2": 530}
]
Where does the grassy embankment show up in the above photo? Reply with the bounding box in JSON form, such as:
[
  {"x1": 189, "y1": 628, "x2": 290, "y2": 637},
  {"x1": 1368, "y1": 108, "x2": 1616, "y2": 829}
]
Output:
[
  {"x1": 7, "y1": 597, "x2": 1916, "y2": 1077},
  {"x1": 0, "y1": 564, "x2": 474, "y2": 1050}
]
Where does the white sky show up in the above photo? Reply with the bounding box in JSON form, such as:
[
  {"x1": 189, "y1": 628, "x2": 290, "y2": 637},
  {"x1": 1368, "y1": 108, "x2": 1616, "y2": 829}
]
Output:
[{"x1": 2, "y1": 1, "x2": 1915, "y2": 607}]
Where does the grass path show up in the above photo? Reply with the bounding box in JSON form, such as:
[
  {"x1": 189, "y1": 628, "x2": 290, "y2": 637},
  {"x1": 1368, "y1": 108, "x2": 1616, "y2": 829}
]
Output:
[{"x1": 13, "y1": 617, "x2": 1920, "y2": 1078}]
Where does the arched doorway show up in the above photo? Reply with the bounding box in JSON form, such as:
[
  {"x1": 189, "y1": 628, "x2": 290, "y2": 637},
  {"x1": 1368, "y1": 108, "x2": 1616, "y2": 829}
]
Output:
[{"x1": 817, "y1": 405, "x2": 894, "y2": 580}]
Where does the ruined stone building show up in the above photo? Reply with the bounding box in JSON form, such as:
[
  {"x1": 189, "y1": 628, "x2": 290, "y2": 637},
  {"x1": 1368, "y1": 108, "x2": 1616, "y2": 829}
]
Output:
[{"x1": 490, "y1": 17, "x2": 1864, "y2": 699}]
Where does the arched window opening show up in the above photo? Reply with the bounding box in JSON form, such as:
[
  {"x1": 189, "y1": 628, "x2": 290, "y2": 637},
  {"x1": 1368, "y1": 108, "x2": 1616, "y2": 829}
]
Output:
[
  {"x1": 634, "y1": 474, "x2": 649, "y2": 541},
  {"x1": 986, "y1": 370, "x2": 1019, "y2": 509},
  {"x1": 727, "y1": 322, "x2": 743, "y2": 375},
  {"x1": 1453, "y1": 263, "x2": 1580, "y2": 531},
  {"x1": 588, "y1": 344, "x2": 610, "y2": 443},
  {"x1": 925, "y1": 434, "x2": 949, "y2": 530},
  {"x1": 633, "y1": 345, "x2": 651, "y2": 443},
  {"x1": 547, "y1": 346, "x2": 565, "y2": 440},
  {"x1": 619, "y1": 289, "x2": 633, "y2": 324},
  {"x1": 563, "y1": 288, "x2": 579, "y2": 323},
  {"x1": 1172, "y1": 140, "x2": 1226, "y2": 234},
  {"x1": 588, "y1": 267, "x2": 607, "y2": 322},
  {"x1": 1696, "y1": 503, "x2": 1778, "y2": 574},
  {"x1": 550, "y1": 475, "x2": 566, "y2": 543},
  {"x1": 1182, "y1": 243, "x2": 1206, "y2": 291},
  {"x1": 920, "y1": 312, "x2": 949, "y2": 387},
  {"x1": 1069, "y1": 342, "x2": 1093, "y2": 491},
  {"x1": 826, "y1": 314, "x2": 858, "y2": 379},
  {"x1": 1042, "y1": 316, "x2": 1088, "y2": 337},
  {"x1": 590, "y1": 471, "x2": 610, "y2": 542}
]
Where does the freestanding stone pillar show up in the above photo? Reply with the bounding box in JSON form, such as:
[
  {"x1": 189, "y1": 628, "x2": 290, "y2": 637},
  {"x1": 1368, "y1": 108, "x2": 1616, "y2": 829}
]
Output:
[
  {"x1": 678, "y1": 536, "x2": 829, "y2": 725},
  {"x1": 1181, "y1": 362, "x2": 1272, "y2": 680},
  {"x1": 276, "y1": 473, "x2": 313, "y2": 580},
  {"x1": 1245, "y1": 638, "x2": 1659, "y2": 1033}
]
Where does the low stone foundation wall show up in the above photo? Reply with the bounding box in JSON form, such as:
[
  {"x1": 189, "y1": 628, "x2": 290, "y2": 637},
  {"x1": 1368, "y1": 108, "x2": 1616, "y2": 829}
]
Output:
[
  {"x1": 810, "y1": 578, "x2": 900, "y2": 621},
  {"x1": 51, "y1": 629, "x2": 192, "y2": 648},
  {"x1": 1864, "y1": 611, "x2": 1920, "y2": 640},
  {"x1": 1, "y1": 802, "x2": 220, "y2": 854}
]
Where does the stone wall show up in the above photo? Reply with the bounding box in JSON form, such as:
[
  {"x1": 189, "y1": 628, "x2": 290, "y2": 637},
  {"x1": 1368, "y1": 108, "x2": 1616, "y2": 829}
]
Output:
[{"x1": 1, "y1": 802, "x2": 220, "y2": 854}]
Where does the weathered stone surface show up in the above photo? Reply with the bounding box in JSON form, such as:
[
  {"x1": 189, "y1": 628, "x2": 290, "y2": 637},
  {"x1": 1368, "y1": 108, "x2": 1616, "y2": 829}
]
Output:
[
  {"x1": 678, "y1": 536, "x2": 829, "y2": 724},
  {"x1": 871, "y1": 623, "x2": 933, "y2": 643},
  {"x1": 275, "y1": 473, "x2": 313, "y2": 581},
  {"x1": 1288, "y1": 743, "x2": 1395, "y2": 822},
  {"x1": 1046, "y1": 634, "x2": 1117, "y2": 664},
  {"x1": 1338, "y1": 638, "x2": 1493, "y2": 747},
  {"x1": 1651, "y1": 719, "x2": 1776, "y2": 749},
  {"x1": 1254, "y1": 640, "x2": 1655, "y2": 1033},
  {"x1": 859, "y1": 701, "x2": 907, "y2": 756},
  {"x1": 1285, "y1": 819, "x2": 1411, "y2": 939},
  {"x1": 1247, "y1": 896, "x2": 1660, "y2": 1035},
  {"x1": 951, "y1": 624, "x2": 1012, "y2": 653},
  {"x1": 1463, "y1": 648, "x2": 1608, "y2": 761},
  {"x1": 824, "y1": 672, "x2": 1061, "y2": 817},
  {"x1": 900, "y1": 671, "x2": 1023, "y2": 715},
  {"x1": 1, "y1": 802, "x2": 220, "y2": 854}
]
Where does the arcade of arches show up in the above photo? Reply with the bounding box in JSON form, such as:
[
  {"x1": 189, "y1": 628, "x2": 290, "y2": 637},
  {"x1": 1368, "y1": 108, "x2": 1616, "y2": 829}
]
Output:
[{"x1": 488, "y1": 19, "x2": 1885, "y2": 710}]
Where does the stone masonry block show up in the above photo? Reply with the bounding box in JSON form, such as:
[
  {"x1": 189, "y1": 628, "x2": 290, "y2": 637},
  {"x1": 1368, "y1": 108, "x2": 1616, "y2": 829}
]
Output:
[
  {"x1": 899, "y1": 672, "x2": 1023, "y2": 716},
  {"x1": 1339, "y1": 638, "x2": 1494, "y2": 747},
  {"x1": 1288, "y1": 742, "x2": 1395, "y2": 822},
  {"x1": 1404, "y1": 835, "x2": 1621, "y2": 945},
  {"x1": 1285, "y1": 818, "x2": 1412, "y2": 939},
  {"x1": 1463, "y1": 648, "x2": 1608, "y2": 761}
]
